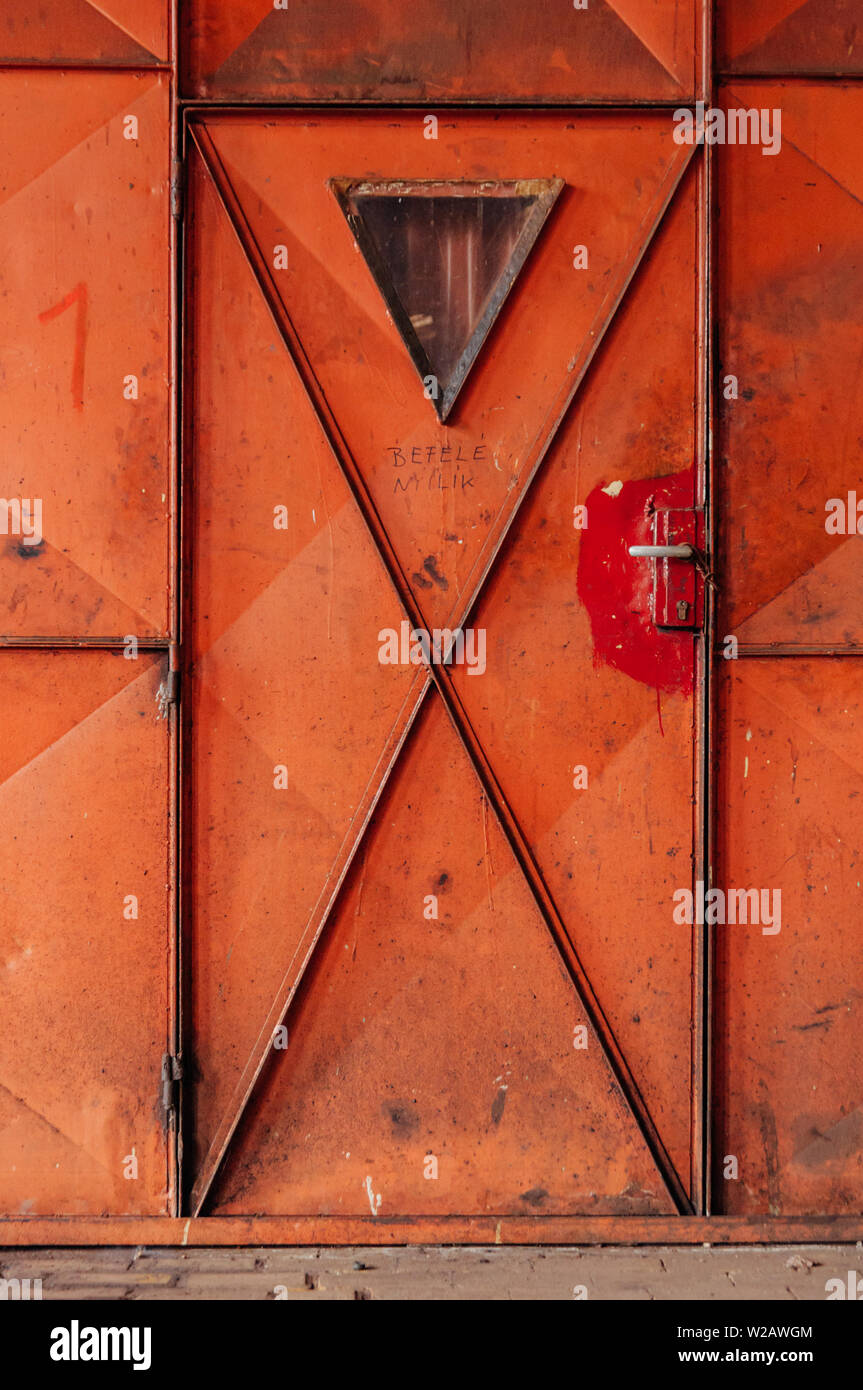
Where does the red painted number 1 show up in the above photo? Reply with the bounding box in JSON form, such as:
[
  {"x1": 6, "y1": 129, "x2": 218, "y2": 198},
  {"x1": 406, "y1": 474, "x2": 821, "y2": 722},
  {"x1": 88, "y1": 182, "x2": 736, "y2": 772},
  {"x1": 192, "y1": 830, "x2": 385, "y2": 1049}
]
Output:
[{"x1": 39, "y1": 281, "x2": 88, "y2": 411}]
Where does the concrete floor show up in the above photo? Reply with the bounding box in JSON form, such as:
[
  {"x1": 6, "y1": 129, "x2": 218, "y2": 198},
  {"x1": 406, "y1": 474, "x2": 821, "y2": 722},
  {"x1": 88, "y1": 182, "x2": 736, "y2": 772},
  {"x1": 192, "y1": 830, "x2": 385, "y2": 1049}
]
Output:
[{"x1": 1, "y1": 1244, "x2": 861, "y2": 1300}]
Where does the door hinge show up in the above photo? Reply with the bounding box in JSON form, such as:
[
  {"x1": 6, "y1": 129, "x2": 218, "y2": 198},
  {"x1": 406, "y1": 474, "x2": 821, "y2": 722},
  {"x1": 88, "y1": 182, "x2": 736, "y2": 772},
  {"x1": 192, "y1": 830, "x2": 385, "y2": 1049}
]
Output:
[
  {"x1": 160, "y1": 1052, "x2": 183, "y2": 1118},
  {"x1": 170, "y1": 156, "x2": 184, "y2": 221},
  {"x1": 156, "y1": 644, "x2": 181, "y2": 718}
]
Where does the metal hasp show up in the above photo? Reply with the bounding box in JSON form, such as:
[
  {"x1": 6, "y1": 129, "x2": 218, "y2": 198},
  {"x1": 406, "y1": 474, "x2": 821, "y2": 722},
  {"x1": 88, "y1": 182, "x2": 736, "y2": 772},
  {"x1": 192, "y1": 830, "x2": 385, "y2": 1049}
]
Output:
[{"x1": 629, "y1": 508, "x2": 705, "y2": 631}]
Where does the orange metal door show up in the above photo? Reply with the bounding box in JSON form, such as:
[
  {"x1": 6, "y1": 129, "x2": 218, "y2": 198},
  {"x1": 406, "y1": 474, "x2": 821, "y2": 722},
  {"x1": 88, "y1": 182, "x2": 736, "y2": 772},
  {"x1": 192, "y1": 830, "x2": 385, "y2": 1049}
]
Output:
[
  {"x1": 183, "y1": 110, "x2": 709, "y2": 1225},
  {"x1": 0, "y1": 7, "x2": 177, "y2": 1218}
]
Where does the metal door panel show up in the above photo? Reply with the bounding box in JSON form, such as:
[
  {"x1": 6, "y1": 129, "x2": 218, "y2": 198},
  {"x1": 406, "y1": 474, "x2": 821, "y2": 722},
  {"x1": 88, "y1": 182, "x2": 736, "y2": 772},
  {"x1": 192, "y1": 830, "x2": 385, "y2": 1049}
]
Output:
[
  {"x1": 210, "y1": 698, "x2": 678, "y2": 1218},
  {"x1": 716, "y1": 659, "x2": 863, "y2": 1213},
  {"x1": 0, "y1": 651, "x2": 172, "y2": 1215},
  {"x1": 186, "y1": 110, "x2": 704, "y2": 1217},
  {"x1": 717, "y1": 82, "x2": 863, "y2": 649},
  {"x1": 182, "y1": 0, "x2": 704, "y2": 104},
  {"x1": 0, "y1": 71, "x2": 172, "y2": 640},
  {"x1": 718, "y1": 0, "x2": 863, "y2": 75},
  {"x1": 0, "y1": 0, "x2": 169, "y2": 65}
]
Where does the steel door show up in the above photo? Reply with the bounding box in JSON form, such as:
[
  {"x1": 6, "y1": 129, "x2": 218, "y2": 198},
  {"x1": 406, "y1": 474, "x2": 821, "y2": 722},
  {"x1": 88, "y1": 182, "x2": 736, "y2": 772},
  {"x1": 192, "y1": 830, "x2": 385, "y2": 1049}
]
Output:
[{"x1": 183, "y1": 110, "x2": 708, "y2": 1223}]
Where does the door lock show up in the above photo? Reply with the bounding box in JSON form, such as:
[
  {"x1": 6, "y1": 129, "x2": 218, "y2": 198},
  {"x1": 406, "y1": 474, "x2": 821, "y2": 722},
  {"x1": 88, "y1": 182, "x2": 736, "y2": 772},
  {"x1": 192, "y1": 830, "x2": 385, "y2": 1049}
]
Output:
[{"x1": 628, "y1": 510, "x2": 705, "y2": 630}]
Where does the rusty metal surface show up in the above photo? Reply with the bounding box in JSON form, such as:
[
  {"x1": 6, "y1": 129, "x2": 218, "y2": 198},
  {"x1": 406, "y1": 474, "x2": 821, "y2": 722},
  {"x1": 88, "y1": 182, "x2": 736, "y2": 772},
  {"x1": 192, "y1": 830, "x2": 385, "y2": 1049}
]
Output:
[
  {"x1": 0, "y1": 1, "x2": 170, "y2": 65},
  {"x1": 715, "y1": 660, "x2": 863, "y2": 1213},
  {"x1": 0, "y1": 69, "x2": 173, "y2": 640},
  {"x1": 0, "y1": 652, "x2": 172, "y2": 1216},
  {"x1": 183, "y1": 109, "x2": 703, "y2": 1219},
  {"x1": 181, "y1": 0, "x2": 705, "y2": 103},
  {"x1": 716, "y1": 82, "x2": 863, "y2": 648},
  {"x1": 718, "y1": 1, "x2": 863, "y2": 75}
]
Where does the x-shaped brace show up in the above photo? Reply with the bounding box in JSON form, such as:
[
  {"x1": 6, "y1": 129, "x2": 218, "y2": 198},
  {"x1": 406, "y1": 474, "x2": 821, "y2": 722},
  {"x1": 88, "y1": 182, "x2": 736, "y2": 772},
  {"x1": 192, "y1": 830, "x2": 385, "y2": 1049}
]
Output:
[{"x1": 188, "y1": 121, "x2": 697, "y2": 1216}]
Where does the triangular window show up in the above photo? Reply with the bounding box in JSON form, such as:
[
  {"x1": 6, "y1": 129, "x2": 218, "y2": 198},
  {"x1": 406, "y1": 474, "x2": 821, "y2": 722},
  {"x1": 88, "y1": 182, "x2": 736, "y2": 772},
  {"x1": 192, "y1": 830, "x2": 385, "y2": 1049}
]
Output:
[{"x1": 333, "y1": 179, "x2": 563, "y2": 421}]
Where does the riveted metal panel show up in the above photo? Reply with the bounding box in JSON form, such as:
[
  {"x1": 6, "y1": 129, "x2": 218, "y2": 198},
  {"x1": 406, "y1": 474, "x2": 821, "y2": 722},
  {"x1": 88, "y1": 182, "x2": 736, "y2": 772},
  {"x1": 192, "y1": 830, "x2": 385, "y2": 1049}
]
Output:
[
  {"x1": 716, "y1": 82, "x2": 863, "y2": 649},
  {"x1": 181, "y1": 0, "x2": 706, "y2": 103},
  {"x1": 0, "y1": 70, "x2": 173, "y2": 641},
  {"x1": 715, "y1": 659, "x2": 863, "y2": 1213},
  {"x1": 0, "y1": 651, "x2": 173, "y2": 1216},
  {"x1": 0, "y1": 1, "x2": 170, "y2": 66},
  {"x1": 718, "y1": 0, "x2": 863, "y2": 76}
]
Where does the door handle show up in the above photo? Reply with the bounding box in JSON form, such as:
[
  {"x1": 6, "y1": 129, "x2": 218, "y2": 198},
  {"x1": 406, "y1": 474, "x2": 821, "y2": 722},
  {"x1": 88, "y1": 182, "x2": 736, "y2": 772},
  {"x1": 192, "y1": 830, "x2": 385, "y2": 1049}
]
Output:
[
  {"x1": 627, "y1": 510, "x2": 705, "y2": 630},
  {"x1": 628, "y1": 543, "x2": 695, "y2": 560}
]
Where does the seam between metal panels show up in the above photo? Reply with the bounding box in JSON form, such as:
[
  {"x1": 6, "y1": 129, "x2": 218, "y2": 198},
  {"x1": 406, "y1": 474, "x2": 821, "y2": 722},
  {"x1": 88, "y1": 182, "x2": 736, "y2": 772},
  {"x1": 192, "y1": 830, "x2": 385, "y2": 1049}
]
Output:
[
  {"x1": 0, "y1": 1215, "x2": 860, "y2": 1246},
  {"x1": 0, "y1": 62, "x2": 172, "y2": 72},
  {"x1": 183, "y1": 116, "x2": 697, "y2": 1219},
  {"x1": 166, "y1": 0, "x2": 181, "y2": 1221},
  {"x1": 693, "y1": 0, "x2": 715, "y2": 1223},
  {"x1": 0, "y1": 639, "x2": 173, "y2": 648},
  {"x1": 716, "y1": 647, "x2": 863, "y2": 658},
  {"x1": 716, "y1": 71, "x2": 863, "y2": 81},
  {"x1": 177, "y1": 91, "x2": 706, "y2": 108}
]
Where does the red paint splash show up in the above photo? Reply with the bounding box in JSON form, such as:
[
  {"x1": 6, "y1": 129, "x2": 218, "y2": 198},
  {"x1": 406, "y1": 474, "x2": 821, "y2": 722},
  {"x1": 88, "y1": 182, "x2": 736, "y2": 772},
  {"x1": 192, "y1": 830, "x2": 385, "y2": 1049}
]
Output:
[{"x1": 576, "y1": 470, "x2": 695, "y2": 697}]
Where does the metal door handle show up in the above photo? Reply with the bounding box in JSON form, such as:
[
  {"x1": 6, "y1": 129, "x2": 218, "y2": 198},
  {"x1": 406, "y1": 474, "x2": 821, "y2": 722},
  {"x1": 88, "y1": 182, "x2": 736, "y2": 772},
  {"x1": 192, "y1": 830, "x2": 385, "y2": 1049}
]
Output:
[{"x1": 628, "y1": 543, "x2": 695, "y2": 559}]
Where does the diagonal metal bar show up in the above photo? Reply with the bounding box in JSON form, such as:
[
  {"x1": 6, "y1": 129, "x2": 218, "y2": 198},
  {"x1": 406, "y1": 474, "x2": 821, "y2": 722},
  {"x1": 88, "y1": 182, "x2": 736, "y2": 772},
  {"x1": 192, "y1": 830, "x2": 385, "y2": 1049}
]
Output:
[{"x1": 187, "y1": 118, "x2": 697, "y2": 1216}]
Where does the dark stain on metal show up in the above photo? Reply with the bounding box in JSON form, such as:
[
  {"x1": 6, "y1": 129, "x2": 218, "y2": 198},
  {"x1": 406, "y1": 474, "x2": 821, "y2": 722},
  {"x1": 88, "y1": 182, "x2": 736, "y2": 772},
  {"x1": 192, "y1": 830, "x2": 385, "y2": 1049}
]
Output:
[
  {"x1": 13, "y1": 540, "x2": 44, "y2": 559},
  {"x1": 422, "y1": 556, "x2": 449, "y2": 590},
  {"x1": 491, "y1": 1087, "x2": 508, "y2": 1126},
  {"x1": 386, "y1": 1102, "x2": 420, "y2": 1137},
  {"x1": 759, "y1": 1103, "x2": 782, "y2": 1216},
  {"x1": 519, "y1": 1187, "x2": 549, "y2": 1207}
]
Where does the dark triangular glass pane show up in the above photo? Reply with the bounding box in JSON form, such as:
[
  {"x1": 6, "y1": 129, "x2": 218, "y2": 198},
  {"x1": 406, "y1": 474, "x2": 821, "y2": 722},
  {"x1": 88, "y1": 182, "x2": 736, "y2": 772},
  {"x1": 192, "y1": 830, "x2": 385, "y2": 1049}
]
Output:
[{"x1": 333, "y1": 180, "x2": 563, "y2": 420}]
